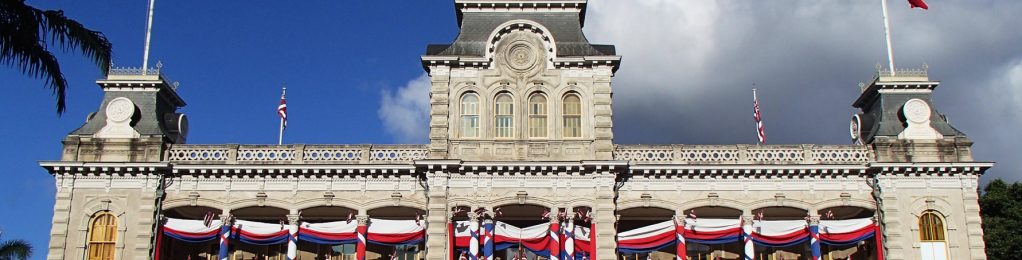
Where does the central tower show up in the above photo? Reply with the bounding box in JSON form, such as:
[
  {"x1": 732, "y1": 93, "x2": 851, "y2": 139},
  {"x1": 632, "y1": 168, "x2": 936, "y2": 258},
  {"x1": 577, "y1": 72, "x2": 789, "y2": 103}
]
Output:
[{"x1": 422, "y1": 0, "x2": 621, "y2": 161}]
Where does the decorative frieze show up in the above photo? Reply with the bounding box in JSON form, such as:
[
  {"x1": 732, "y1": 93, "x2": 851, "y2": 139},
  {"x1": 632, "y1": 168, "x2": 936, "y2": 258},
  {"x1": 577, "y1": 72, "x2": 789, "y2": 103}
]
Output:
[{"x1": 615, "y1": 144, "x2": 871, "y2": 165}]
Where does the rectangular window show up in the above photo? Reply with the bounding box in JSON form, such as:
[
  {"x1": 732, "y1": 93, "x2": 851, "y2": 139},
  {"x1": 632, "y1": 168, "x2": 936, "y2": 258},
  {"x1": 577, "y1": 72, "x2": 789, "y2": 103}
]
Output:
[
  {"x1": 564, "y1": 116, "x2": 581, "y2": 138},
  {"x1": 529, "y1": 116, "x2": 547, "y2": 137},
  {"x1": 496, "y1": 115, "x2": 513, "y2": 138}
]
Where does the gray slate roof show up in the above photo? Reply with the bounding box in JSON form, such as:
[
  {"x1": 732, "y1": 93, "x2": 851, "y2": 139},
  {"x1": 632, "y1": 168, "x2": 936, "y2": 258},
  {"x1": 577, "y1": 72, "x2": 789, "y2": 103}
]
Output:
[{"x1": 426, "y1": 13, "x2": 615, "y2": 57}]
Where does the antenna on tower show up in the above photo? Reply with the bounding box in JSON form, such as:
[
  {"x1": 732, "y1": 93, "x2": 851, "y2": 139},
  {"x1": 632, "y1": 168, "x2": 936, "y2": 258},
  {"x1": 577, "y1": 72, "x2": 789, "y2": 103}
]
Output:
[{"x1": 141, "y1": 0, "x2": 156, "y2": 74}]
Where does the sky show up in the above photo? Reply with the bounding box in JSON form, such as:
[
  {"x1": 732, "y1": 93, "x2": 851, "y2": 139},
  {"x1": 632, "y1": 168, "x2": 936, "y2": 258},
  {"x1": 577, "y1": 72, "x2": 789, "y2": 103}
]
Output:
[{"x1": 1, "y1": 1, "x2": 1020, "y2": 258}]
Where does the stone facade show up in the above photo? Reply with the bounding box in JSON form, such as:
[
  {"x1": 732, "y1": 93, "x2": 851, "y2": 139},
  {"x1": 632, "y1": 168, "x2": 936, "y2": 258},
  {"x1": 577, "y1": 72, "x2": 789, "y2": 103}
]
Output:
[{"x1": 40, "y1": 1, "x2": 990, "y2": 260}]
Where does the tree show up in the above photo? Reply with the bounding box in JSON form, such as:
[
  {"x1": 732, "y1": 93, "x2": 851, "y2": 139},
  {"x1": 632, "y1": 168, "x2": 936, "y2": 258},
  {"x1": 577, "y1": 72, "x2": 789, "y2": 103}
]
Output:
[
  {"x1": 979, "y1": 179, "x2": 1022, "y2": 260},
  {"x1": 1, "y1": 0, "x2": 112, "y2": 115},
  {"x1": 0, "y1": 234, "x2": 32, "y2": 260}
]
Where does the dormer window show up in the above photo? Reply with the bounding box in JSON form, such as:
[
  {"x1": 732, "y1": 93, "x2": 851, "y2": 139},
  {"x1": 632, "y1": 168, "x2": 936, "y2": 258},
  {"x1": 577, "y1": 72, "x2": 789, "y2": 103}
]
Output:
[
  {"x1": 461, "y1": 93, "x2": 480, "y2": 138},
  {"x1": 495, "y1": 93, "x2": 514, "y2": 138}
]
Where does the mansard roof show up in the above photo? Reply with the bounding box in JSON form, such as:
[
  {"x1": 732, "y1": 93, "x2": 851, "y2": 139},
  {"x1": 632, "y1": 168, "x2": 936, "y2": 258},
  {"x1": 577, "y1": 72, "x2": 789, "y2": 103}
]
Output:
[{"x1": 426, "y1": 1, "x2": 614, "y2": 58}]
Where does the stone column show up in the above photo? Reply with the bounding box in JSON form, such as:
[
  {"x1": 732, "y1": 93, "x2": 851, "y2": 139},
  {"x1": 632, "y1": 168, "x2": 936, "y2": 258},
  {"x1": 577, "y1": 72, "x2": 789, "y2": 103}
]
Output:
[
  {"x1": 676, "y1": 215, "x2": 687, "y2": 260},
  {"x1": 424, "y1": 164, "x2": 451, "y2": 260},
  {"x1": 742, "y1": 215, "x2": 755, "y2": 260},
  {"x1": 592, "y1": 66, "x2": 615, "y2": 160},
  {"x1": 356, "y1": 215, "x2": 369, "y2": 260},
  {"x1": 286, "y1": 214, "x2": 300, "y2": 260},
  {"x1": 593, "y1": 169, "x2": 617, "y2": 260},
  {"x1": 47, "y1": 174, "x2": 75, "y2": 260},
  {"x1": 565, "y1": 216, "x2": 575, "y2": 260},
  {"x1": 218, "y1": 212, "x2": 232, "y2": 260},
  {"x1": 549, "y1": 212, "x2": 560, "y2": 260},
  {"x1": 428, "y1": 65, "x2": 452, "y2": 159},
  {"x1": 482, "y1": 218, "x2": 494, "y2": 260},
  {"x1": 960, "y1": 175, "x2": 987, "y2": 260},
  {"x1": 468, "y1": 212, "x2": 479, "y2": 260},
  {"x1": 876, "y1": 175, "x2": 905, "y2": 260},
  {"x1": 809, "y1": 216, "x2": 821, "y2": 260}
]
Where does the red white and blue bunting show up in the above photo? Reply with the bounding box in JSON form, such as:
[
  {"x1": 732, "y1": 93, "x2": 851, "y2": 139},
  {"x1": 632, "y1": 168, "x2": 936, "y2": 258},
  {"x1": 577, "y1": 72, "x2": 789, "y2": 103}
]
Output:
[{"x1": 614, "y1": 217, "x2": 879, "y2": 260}]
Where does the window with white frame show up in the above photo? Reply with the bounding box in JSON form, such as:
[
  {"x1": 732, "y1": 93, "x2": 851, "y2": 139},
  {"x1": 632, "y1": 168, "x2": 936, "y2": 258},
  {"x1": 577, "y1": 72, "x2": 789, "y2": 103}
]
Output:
[
  {"x1": 494, "y1": 93, "x2": 514, "y2": 138},
  {"x1": 562, "y1": 94, "x2": 582, "y2": 138},
  {"x1": 919, "y1": 210, "x2": 948, "y2": 260},
  {"x1": 528, "y1": 93, "x2": 547, "y2": 138},
  {"x1": 461, "y1": 93, "x2": 480, "y2": 138}
]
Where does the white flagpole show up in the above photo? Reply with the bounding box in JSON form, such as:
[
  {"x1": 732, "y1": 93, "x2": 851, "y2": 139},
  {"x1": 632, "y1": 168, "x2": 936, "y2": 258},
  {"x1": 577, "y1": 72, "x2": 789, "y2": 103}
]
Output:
[
  {"x1": 881, "y1": 0, "x2": 897, "y2": 75},
  {"x1": 142, "y1": 0, "x2": 156, "y2": 74}
]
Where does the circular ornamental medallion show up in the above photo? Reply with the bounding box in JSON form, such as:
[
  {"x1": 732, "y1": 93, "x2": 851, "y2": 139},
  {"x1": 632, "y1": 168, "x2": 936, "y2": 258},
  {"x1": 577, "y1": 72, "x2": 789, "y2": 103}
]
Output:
[
  {"x1": 506, "y1": 43, "x2": 537, "y2": 71},
  {"x1": 850, "y1": 114, "x2": 862, "y2": 142},
  {"x1": 106, "y1": 97, "x2": 135, "y2": 123},
  {"x1": 902, "y1": 99, "x2": 931, "y2": 124}
]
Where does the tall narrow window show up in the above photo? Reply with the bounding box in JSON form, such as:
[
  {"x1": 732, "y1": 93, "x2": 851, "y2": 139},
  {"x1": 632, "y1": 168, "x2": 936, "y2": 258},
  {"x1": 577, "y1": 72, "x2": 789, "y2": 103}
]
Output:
[
  {"x1": 87, "y1": 212, "x2": 117, "y2": 260},
  {"x1": 495, "y1": 93, "x2": 514, "y2": 138},
  {"x1": 919, "y1": 210, "x2": 948, "y2": 260},
  {"x1": 528, "y1": 94, "x2": 547, "y2": 138},
  {"x1": 563, "y1": 94, "x2": 582, "y2": 138},
  {"x1": 461, "y1": 93, "x2": 479, "y2": 138}
]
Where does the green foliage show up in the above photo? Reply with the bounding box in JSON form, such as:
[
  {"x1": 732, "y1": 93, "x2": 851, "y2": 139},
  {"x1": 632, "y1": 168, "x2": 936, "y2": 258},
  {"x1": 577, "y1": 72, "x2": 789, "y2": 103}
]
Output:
[
  {"x1": 0, "y1": 234, "x2": 33, "y2": 260},
  {"x1": 0, "y1": 0, "x2": 112, "y2": 115},
  {"x1": 980, "y1": 179, "x2": 1022, "y2": 260}
]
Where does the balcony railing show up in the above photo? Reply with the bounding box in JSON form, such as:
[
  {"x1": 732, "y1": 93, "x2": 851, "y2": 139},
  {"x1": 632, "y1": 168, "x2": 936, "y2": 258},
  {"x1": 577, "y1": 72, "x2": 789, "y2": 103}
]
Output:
[
  {"x1": 614, "y1": 144, "x2": 871, "y2": 165},
  {"x1": 167, "y1": 144, "x2": 429, "y2": 164}
]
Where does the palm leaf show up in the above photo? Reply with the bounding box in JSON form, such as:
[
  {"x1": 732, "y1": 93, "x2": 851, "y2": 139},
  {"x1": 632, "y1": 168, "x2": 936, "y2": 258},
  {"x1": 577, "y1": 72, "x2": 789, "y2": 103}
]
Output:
[
  {"x1": 0, "y1": 0, "x2": 112, "y2": 114},
  {"x1": 0, "y1": 239, "x2": 33, "y2": 260},
  {"x1": 39, "y1": 9, "x2": 111, "y2": 75}
]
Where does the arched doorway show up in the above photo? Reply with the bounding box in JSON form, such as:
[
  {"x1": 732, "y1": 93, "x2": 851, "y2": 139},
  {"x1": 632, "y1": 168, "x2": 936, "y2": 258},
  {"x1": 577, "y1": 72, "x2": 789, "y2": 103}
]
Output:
[{"x1": 229, "y1": 206, "x2": 290, "y2": 260}]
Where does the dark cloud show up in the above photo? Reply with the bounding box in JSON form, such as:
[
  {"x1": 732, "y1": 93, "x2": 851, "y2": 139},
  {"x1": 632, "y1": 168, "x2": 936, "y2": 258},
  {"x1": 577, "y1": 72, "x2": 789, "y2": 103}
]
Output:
[{"x1": 583, "y1": 0, "x2": 1022, "y2": 182}]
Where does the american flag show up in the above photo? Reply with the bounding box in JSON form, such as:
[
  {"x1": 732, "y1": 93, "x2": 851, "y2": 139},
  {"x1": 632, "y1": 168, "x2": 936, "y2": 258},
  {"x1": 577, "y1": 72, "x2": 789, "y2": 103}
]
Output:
[
  {"x1": 753, "y1": 89, "x2": 766, "y2": 144},
  {"x1": 203, "y1": 211, "x2": 216, "y2": 228},
  {"x1": 278, "y1": 87, "x2": 288, "y2": 129}
]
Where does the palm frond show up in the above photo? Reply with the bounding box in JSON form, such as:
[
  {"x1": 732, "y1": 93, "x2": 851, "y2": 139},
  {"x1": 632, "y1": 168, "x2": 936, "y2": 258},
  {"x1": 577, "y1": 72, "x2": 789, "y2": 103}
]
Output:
[
  {"x1": 0, "y1": 18, "x2": 69, "y2": 114},
  {"x1": 39, "y1": 9, "x2": 111, "y2": 75},
  {"x1": 0, "y1": 239, "x2": 33, "y2": 260}
]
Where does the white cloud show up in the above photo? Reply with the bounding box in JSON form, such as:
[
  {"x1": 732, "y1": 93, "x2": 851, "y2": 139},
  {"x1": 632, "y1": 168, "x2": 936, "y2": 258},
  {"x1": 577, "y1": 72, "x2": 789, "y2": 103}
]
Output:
[{"x1": 378, "y1": 73, "x2": 431, "y2": 143}]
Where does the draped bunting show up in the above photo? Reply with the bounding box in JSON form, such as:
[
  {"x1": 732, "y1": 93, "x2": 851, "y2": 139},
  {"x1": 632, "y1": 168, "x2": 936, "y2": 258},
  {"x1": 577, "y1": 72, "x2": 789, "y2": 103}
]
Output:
[
  {"x1": 818, "y1": 218, "x2": 877, "y2": 246},
  {"x1": 298, "y1": 220, "x2": 358, "y2": 245},
  {"x1": 564, "y1": 221, "x2": 575, "y2": 260},
  {"x1": 683, "y1": 218, "x2": 743, "y2": 245},
  {"x1": 573, "y1": 225, "x2": 592, "y2": 258},
  {"x1": 549, "y1": 222, "x2": 560, "y2": 260},
  {"x1": 162, "y1": 218, "x2": 223, "y2": 243},
  {"x1": 751, "y1": 220, "x2": 810, "y2": 247},
  {"x1": 233, "y1": 220, "x2": 291, "y2": 245},
  {"x1": 494, "y1": 221, "x2": 552, "y2": 256},
  {"x1": 617, "y1": 220, "x2": 677, "y2": 253},
  {"x1": 483, "y1": 221, "x2": 495, "y2": 260},
  {"x1": 367, "y1": 218, "x2": 426, "y2": 246}
]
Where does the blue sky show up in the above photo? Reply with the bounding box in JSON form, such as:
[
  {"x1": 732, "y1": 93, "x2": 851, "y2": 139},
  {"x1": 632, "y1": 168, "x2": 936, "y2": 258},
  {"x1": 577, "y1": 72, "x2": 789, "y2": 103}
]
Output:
[{"x1": 3, "y1": 1, "x2": 1021, "y2": 258}]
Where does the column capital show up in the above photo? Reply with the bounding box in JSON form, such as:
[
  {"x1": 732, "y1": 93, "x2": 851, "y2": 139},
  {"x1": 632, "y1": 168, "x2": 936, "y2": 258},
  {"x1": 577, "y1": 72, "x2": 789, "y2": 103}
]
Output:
[
  {"x1": 287, "y1": 214, "x2": 301, "y2": 225},
  {"x1": 468, "y1": 211, "x2": 479, "y2": 221},
  {"x1": 357, "y1": 215, "x2": 370, "y2": 226},
  {"x1": 808, "y1": 216, "x2": 821, "y2": 225},
  {"x1": 742, "y1": 215, "x2": 755, "y2": 224}
]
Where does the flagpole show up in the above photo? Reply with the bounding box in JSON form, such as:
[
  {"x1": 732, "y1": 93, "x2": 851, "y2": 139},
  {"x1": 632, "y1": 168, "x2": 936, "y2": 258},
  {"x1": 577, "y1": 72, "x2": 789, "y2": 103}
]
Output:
[
  {"x1": 141, "y1": 0, "x2": 156, "y2": 74},
  {"x1": 881, "y1": 0, "x2": 897, "y2": 75},
  {"x1": 278, "y1": 86, "x2": 286, "y2": 145}
]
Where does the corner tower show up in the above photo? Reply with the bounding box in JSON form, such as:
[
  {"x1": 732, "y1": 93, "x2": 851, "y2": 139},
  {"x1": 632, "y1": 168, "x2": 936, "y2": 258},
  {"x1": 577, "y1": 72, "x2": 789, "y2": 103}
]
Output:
[{"x1": 422, "y1": 0, "x2": 620, "y2": 161}]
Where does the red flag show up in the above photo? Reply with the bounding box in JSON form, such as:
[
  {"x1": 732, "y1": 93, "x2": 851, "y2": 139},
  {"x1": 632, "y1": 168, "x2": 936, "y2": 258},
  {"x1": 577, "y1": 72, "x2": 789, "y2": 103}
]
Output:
[{"x1": 908, "y1": 0, "x2": 928, "y2": 9}]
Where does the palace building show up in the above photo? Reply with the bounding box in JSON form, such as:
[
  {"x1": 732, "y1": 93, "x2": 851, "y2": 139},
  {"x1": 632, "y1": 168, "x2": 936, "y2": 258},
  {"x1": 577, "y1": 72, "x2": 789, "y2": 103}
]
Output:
[{"x1": 40, "y1": 1, "x2": 990, "y2": 260}]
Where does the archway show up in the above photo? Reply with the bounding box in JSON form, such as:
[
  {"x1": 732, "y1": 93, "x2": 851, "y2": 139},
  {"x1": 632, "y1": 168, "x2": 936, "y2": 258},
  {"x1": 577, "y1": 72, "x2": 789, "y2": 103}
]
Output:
[
  {"x1": 616, "y1": 207, "x2": 676, "y2": 260},
  {"x1": 751, "y1": 206, "x2": 810, "y2": 260},
  {"x1": 297, "y1": 206, "x2": 359, "y2": 260},
  {"x1": 682, "y1": 206, "x2": 743, "y2": 260},
  {"x1": 367, "y1": 206, "x2": 427, "y2": 260},
  {"x1": 158, "y1": 206, "x2": 223, "y2": 259},
  {"x1": 229, "y1": 206, "x2": 290, "y2": 260},
  {"x1": 487, "y1": 204, "x2": 551, "y2": 260},
  {"x1": 816, "y1": 206, "x2": 878, "y2": 260}
]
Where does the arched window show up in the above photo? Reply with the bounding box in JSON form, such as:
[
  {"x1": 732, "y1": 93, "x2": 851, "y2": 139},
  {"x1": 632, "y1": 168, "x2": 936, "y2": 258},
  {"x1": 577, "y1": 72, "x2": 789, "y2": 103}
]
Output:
[
  {"x1": 494, "y1": 93, "x2": 514, "y2": 138},
  {"x1": 919, "y1": 210, "x2": 948, "y2": 260},
  {"x1": 461, "y1": 93, "x2": 479, "y2": 138},
  {"x1": 528, "y1": 94, "x2": 547, "y2": 138},
  {"x1": 87, "y1": 212, "x2": 118, "y2": 260},
  {"x1": 562, "y1": 94, "x2": 582, "y2": 138}
]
